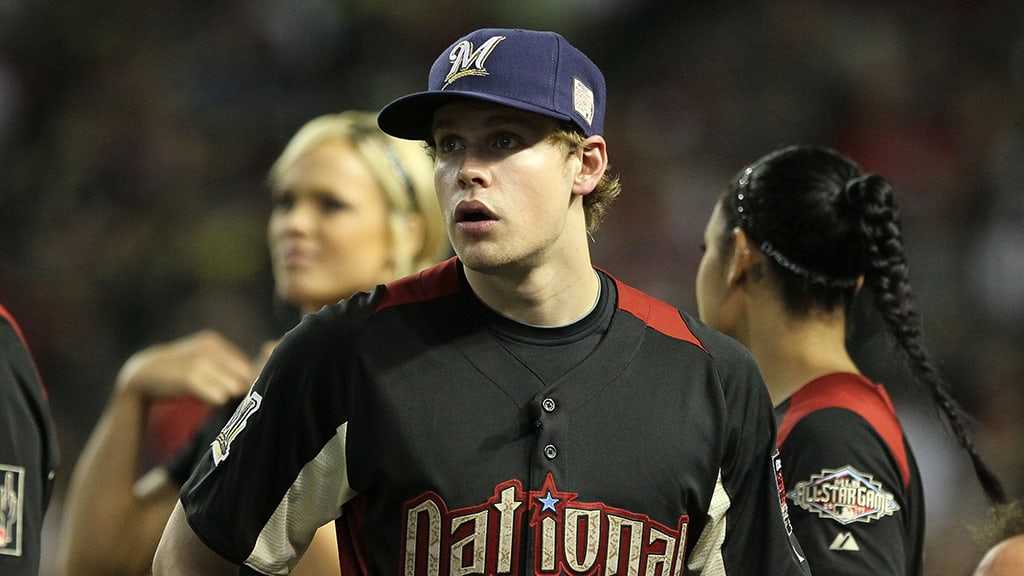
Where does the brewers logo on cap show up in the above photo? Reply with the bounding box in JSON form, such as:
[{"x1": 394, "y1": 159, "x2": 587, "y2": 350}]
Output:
[
  {"x1": 378, "y1": 28, "x2": 606, "y2": 140},
  {"x1": 443, "y1": 35, "x2": 505, "y2": 88}
]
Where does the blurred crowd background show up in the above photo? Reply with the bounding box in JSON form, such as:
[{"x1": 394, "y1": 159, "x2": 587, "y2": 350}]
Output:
[{"x1": 1, "y1": 1, "x2": 1021, "y2": 574}]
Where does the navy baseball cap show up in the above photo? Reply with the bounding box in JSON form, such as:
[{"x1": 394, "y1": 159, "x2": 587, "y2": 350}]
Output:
[{"x1": 378, "y1": 28, "x2": 605, "y2": 141}]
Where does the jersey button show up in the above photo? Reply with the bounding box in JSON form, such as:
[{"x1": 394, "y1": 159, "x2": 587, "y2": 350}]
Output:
[
  {"x1": 542, "y1": 398, "x2": 557, "y2": 412},
  {"x1": 544, "y1": 444, "x2": 558, "y2": 459}
]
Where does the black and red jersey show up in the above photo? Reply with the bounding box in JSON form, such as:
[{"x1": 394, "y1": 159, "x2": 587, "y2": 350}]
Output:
[
  {"x1": 776, "y1": 372, "x2": 924, "y2": 575},
  {"x1": 0, "y1": 304, "x2": 59, "y2": 576},
  {"x1": 181, "y1": 258, "x2": 809, "y2": 575}
]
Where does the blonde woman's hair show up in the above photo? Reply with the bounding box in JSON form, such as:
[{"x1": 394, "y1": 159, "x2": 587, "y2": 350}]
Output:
[{"x1": 269, "y1": 111, "x2": 449, "y2": 277}]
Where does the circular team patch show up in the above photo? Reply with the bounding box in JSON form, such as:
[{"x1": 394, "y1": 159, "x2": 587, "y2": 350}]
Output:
[{"x1": 787, "y1": 465, "x2": 899, "y2": 525}]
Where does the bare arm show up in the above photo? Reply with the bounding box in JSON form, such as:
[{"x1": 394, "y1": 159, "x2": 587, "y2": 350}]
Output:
[
  {"x1": 153, "y1": 500, "x2": 238, "y2": 576},
  {"x1": 293, "y1": 523, "x2": 341, "y2": 575},
  {"x1": 58, "y1": 331, "x2": 256, "y2": 576}
]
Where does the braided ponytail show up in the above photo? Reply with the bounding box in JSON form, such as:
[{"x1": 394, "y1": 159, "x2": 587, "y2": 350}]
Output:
[{"x1": 852, "y1": 175, "x2": 1008, "y2": 505}]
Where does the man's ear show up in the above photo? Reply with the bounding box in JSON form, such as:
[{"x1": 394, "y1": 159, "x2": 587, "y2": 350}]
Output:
[
  {"x1": 572, "y1": 135, "x2": 607, "y2": 196},
  {"x1": 727, "y1": 226, "x2": 756, "y2": 286}
]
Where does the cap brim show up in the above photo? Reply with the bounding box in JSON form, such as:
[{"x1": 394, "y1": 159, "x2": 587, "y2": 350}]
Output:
[{"x1": 377, "y1": 90, "x2": 575, "y2": 141}]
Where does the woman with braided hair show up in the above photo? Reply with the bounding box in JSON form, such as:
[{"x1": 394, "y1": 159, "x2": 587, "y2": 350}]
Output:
[{"x1": 695, "y1": 145, "x2": 1006, "y2": 575}]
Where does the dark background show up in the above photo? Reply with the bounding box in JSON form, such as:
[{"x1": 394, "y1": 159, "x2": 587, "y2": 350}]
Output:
[{"x1": 1, "y1": 1, "x2": 1021, "y2": 574}]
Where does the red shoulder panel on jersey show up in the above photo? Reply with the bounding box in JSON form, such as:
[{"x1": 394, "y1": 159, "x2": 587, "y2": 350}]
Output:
[
  {"x1": 777, "y1": 373, "x2": 910, "y2": 487},
  {"x1": 377, "y1": 257, "x2": 461, "y2": 311},
  {"x1": 0, "y1": 303, "x2": 29, "y2": 349},
  {"x1": 611, "y1": 274, "x2": 707, "y2": 353}
]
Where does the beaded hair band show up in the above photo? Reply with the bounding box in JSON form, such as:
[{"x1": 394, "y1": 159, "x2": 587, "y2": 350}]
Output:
[
  {"x1": 353, "y1": 124, "x2": 418, "y2": 211},
  {"x1": 381, "y1": 140, "x2": 418, "y2": 211},
  {"x1": 734, "y1": 166, "x2": 860, "y2": 289}
]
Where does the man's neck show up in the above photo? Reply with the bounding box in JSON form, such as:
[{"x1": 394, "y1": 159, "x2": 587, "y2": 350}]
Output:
[{"x1": 463, "y1": 259, "x2": 600, "y2": 327}]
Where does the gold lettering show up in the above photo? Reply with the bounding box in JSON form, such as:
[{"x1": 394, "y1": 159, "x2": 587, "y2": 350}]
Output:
[
  {"x1": 564, "y1": 509, "x2": 601, "y2": 572},
  {"x1": 646, "y1": 527, "x2": 677, "y2": 576},
  {"x1": 541, "y1": 516, "x2": 557, "y2": 572},
  {"x1": 492, "y1": 486, "x2": 521, "y2": 573},
  {"x1": 450, "y1": 511, "x2": 487, "y2": 576},
  {"x1": 404, "y1": 499, "x2": 442, "y2": 576},
  {"x1": 606, "y1": 515, "x2": 643, "y2": 576}
]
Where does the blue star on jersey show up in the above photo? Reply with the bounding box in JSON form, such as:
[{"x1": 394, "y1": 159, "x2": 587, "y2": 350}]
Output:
[{"x1": 538, "y1": 490, "x2": 559, "y2": 513}]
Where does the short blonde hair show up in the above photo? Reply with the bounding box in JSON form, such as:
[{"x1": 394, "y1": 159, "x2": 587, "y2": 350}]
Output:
[{"x1": 269, "y1": 111, "x2": 449, "y2": 276}]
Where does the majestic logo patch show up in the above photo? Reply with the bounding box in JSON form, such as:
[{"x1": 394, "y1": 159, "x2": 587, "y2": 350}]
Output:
[
  {"x1": 572, "y1": 77, "x2": 595, "y2": 127},
  {"x1": 401, "y1": 473, "x2": 688, "y2": 575},
  {"x1": 829, "y1": 532, "x2": 861, "y2": 551},
  {"x1": 0, "y1": 465, "x2": 25, "y2": 557},
  {"x1": 444, "y1": 35, "x2": 506, "y2": 89},
  {"x1": 788, "y1": 465, "x2": 899, "y2": 525},
  {"x1": 211, "y1": 389, "x2": 263, "y2": 466}
]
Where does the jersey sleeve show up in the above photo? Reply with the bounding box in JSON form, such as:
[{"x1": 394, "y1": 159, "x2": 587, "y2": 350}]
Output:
[
  {"x1": 180, "y1": 301, "x2": 368, "y2": 575},
  {"x1": 0, "y1": 313, "x2": 59, "y2": 576},
  {"x1": 780, "y1": 408, "x2": 911, "y2": 575},
  {"x1": 685, "y1": 323, "x2": 811, "y2": 576}
]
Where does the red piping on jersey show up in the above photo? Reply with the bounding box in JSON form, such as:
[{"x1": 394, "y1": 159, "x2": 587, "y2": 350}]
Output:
[
  {"x1": 611, "y1": 274, "x2": 707, "y2": 353},
  {"x1": 0, "y1": 303, "x2": 30, "y2": 350},
  {"x1": 0, "y1": 303, "x2": 49, "y2": 400},
  {"x1": 376, "y1": 260, "x2": 706, "y2": 355},
  {"x1": 777, "y1": 373, "x2": 910, "y2": 488},
  {"x1": 336, "y1": 497, "x2": 369, "y2": 575},
  {"x1": 376, "y1": 257, "x2": 461, "y2": 311}
]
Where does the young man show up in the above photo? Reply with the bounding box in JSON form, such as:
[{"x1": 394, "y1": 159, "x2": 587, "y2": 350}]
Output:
[
  {"x1": 154, "y1": 28, "x2": 810, "y2": 575},
  {"x1": 0, "y1": 303, "x2": 60, "y2": 576}
]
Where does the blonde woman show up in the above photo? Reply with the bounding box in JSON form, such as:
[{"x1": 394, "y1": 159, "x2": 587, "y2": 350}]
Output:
[{"x1": 59, "y1": 111, "x2": 447, "y2": 576}]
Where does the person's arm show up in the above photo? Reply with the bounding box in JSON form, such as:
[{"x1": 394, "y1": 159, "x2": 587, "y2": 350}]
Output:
[
  {"x1": 153, "y1": 500, "x2": 239, "y2": 576},
  {"x1": 684, "y1": 329, "x2": 810, "y2": 576},
  {"x1": 294, "y1": 524, "x2": 341, "y2": 575},
  {"x1": 169, "y1": 306, "x2": 363, "y2": 574},
  {"x1": 692, "y1": 394, "x2": 810, "y2": 575},
  {"x1": 780, "y1": 407, "x2": 917, "y2": 575},
  {"x1": 59, "y1": 330, "x2": 255, "y2": 576},
  {"x1": 0, "y1": 309, "x2": 59, "y2": 576}
]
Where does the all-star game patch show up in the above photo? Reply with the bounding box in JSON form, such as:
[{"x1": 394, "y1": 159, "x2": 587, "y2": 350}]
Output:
[
  {"x1": 0, "y1": 464, "x2": 25, "y2": 557},
  {"x1": 787, "y1": 465, "x2": 899, "y2": 525},
  {"x1": 572, "y1": 77, "x2": 595, "y2": 127}
]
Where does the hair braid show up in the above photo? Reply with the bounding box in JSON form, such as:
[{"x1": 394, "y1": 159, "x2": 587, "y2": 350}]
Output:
[{"x1": 854, "y1": 176, "x2": 1007, "y2": 505}]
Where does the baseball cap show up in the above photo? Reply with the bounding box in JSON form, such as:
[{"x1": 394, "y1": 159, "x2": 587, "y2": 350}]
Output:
[{"x1": 378, "y1": 28, "x2": 605, "y2": 141}]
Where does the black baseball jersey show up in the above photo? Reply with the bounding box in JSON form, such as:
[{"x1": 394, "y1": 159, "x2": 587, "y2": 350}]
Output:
[
  {"x1": 775, "y1": 372, "x2": 924, "y2": 575},
  {"x1": 0, "y1": 304, "x2": 59, "y2": 576},
  {"x1": 182, "y1": 258, "x2": 809, "y2": 575}
]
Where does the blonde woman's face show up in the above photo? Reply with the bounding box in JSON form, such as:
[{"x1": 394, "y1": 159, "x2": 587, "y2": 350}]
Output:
[{"x1": 268, "y1": 140, "x2": 393, "y2": 313}]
